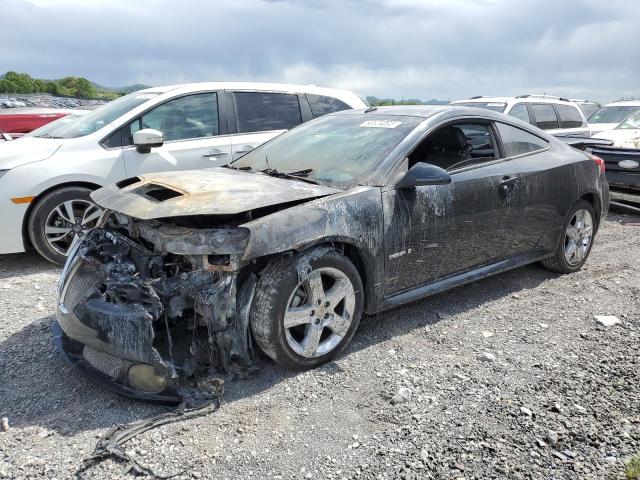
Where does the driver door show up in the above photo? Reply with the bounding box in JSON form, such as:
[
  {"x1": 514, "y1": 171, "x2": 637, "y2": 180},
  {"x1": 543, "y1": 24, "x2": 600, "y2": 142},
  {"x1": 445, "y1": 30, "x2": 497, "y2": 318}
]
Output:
[{"x1": 123, "y1": 92, "x2": 232, "y2": 176}]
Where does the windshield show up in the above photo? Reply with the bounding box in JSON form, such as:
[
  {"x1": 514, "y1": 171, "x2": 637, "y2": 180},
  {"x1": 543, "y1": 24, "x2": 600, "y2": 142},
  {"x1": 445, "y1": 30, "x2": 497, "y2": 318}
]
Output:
[
  {"x1": 588, "y1": 106, "x2": 640, "y2": 124},
  {"x1": 24, "y1": 113, "x2": 84, "y2": 138},
  {"x1": 34, "y1": 92, "x2": 159, "y2": 139},
  {"x1": 231, "y1": 114, "x2": 422, "y2": 185},
  {"x1": 454, "y1": 102, "x2": 507, "y2": 113},
  {"x1": 617, "y1": 111, "x2": 640, "y2": 130}
]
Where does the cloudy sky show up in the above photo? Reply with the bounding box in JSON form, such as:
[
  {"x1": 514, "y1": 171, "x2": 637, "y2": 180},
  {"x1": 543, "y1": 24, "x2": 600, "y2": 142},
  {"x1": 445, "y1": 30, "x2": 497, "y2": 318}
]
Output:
[{"x1": 2, "y1": 0, "x2": 638, "y2": 102}]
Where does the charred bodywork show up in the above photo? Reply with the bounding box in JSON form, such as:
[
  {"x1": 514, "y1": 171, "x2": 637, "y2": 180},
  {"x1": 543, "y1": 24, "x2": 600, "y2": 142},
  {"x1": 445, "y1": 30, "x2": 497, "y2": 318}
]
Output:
[{"x1": 55, "y1": 106, "x2": 609, "y2": 402}]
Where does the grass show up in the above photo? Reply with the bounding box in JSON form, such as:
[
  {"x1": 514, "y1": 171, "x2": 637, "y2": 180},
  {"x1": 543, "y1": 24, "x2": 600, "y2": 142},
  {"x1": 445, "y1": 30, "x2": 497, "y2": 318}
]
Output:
[{"x1": 627, "y1": 453, "x2": 640, "y2": 479}]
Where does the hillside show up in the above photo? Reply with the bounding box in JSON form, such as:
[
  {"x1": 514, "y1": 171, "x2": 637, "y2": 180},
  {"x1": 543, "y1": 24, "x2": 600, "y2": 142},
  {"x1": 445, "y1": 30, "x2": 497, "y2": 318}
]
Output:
[{"x1": 0, "y1": 72, "x2": 148, "y2": 100}]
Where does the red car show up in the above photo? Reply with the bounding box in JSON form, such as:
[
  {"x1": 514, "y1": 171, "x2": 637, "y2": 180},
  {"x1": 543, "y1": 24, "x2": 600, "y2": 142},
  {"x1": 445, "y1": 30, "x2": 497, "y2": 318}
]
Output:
[{"x1": 0, "y1": 108, "x2": 75, "y2": 139}]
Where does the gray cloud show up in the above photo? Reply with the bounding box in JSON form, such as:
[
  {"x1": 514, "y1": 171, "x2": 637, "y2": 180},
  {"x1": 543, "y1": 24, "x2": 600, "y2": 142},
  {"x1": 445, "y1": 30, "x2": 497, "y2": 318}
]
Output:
[{"x1": 1, "y1": 0, "x2": 638, "y2": 102}]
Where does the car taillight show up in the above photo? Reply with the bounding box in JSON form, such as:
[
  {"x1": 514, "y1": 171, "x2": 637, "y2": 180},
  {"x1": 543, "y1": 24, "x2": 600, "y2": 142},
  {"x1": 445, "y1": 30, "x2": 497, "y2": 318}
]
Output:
[{"x1": 591, "y1": 155, "x2": 605, "y2": 174}]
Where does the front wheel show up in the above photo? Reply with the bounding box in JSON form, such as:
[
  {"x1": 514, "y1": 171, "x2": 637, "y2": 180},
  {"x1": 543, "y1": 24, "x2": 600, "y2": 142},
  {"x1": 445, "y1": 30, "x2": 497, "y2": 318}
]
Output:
[
  {"x1": 540, "y1": 199, "x2": 596, "y2": 274},
  {"x1": 250, "y1": 248, "x2": 364, "y2": 369},
  {"x1": 27, "y1": 187, "x2": 102, "y2": 265}
]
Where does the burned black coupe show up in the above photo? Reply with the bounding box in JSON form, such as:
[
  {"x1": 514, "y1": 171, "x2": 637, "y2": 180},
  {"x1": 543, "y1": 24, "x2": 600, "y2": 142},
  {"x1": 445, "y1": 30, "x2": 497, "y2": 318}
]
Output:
[{"x1": 54, "y1": 106, "x2": 608, "y2": 402}]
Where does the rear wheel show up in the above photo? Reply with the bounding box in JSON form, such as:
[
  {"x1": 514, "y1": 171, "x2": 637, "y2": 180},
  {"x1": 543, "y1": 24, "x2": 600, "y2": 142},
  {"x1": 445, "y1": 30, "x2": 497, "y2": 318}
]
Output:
[
  {"x1": 541, "y1": 199, "x2": 595, "y2": 274},
  {"x1": 27, "y1": 187, "x2": 102, "y2": 265},
  {"x1": 250, "y1": 248, "x2": 364, "y2": 369}
]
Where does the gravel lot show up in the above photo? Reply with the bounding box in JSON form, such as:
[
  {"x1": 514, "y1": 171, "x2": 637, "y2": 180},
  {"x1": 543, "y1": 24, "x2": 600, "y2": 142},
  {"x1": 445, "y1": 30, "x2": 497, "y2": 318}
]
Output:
[{"x1": 0, "y1": 213, "x2": 638, "y2": 479}]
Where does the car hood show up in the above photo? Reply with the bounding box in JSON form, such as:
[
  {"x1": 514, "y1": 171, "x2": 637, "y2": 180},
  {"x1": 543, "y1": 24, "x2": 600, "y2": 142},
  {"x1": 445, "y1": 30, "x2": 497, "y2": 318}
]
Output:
[
  {"x1": 588, "y1": 123, "x2": 620, "y2": 135},
  {"x1": 594, "y1": 129, "x2": 640, "y2": 149},
  {"x1": 92, "y1": 167, "x2": 343, "y2": 220},
  {"x1": 0, "y1": 137, "x2": 64, "y2": 170}
]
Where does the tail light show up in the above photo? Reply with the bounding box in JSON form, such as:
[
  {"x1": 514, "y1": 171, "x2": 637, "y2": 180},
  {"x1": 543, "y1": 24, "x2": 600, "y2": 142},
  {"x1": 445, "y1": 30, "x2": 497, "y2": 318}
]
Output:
[{"x1": 591, "y1": 155, "x2": 605, "y2": 174}]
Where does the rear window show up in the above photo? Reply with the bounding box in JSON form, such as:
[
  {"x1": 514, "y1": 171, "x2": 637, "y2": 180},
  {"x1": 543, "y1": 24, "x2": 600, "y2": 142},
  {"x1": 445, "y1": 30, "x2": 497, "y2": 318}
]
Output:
[
  {"x1": 454, "y1": 102, "x2": 506, "y2": 113},
  {"x1": 531, "y1": 104, "x2": 559, "y2": 130},
  {"x1": 589, "y1": 106, "x2": 640, "y2": 124},
  {"x1": 306, "y1": 94, "x2": 351, "y2": 118},
  {"x1": 497, "y1": 123, "x2": 549, "y2": 157},
  {"x1": 234, "y1": 92, "x2": 302, "y2": 133},
  {"x1": 577, "y1": 103, "x2": 599, "y2": 119},
  {"x1": 556, "y1": 104, "x2": 584, "y2": 129}
]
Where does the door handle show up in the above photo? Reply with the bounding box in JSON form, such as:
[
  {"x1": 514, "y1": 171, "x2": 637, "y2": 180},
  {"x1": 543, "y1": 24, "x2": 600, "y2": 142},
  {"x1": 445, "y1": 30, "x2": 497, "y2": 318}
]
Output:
[
  {"x1": 235, "y1": 146, "x2": 255, "y2": 155},
  {"x1": 203, "y1": 151, "x2": 229, "y2": 158},
  {"x1": 499, "y1": 175, "x2": 518, "y2": 192}
]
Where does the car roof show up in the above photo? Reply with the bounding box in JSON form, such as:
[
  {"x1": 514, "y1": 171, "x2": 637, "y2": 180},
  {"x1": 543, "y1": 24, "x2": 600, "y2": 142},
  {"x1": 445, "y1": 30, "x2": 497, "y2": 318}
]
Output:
[
  {"x1": 139, "y1": 82, "x2": 367, "y2": 105},
  {"x1": 603, "y1": 100, "x2": 640, "y2": 107},
  {"x1": 453, "y1": 96, "x2": 579, "y2": 106},
  {"x1": 335, "y1": 104, "x2": 507, "y2": 120}
]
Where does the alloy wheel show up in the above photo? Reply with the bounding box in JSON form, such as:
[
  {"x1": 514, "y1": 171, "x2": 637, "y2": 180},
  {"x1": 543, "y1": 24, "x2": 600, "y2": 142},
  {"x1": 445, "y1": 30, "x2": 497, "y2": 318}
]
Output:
[
  {"x1": 44, "y1": 199, "x2": 102, "y2": 256},
  {"x1": 564, "y1": 208, "x2": 593, "y2": 266},
  {"x1": 284, "y1": 267, "x2": 356, "y2": 358}
]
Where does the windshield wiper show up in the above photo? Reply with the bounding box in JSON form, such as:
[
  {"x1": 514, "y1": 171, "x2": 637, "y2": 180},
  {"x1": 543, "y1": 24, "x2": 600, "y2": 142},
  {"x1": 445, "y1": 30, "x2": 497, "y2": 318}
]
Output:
[
  {"x1": 260, "y1": 168, "x2": 319, "y2": 185},
  {"x1": 225, "y1": 165, "x2": 252, "y2": 171}
]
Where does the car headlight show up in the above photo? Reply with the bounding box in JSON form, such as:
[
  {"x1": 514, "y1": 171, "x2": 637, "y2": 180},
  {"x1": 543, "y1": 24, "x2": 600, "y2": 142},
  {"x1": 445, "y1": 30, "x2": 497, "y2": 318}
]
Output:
[{"x1": 0, "y1": 170, "x2": 9, "y2": 179}]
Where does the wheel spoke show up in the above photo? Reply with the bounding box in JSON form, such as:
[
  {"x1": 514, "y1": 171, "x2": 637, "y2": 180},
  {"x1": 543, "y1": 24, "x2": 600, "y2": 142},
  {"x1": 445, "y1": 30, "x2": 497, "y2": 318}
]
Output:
[
  {"x1": 325, "y1": 278, "x2": 352, "y2": 307},
  {"x1": 304, "y1": 270, "x2": 325, "y2": 304},
  {"x1": 284, "y1": 305, "x2": 314, "y2": 328},
  {"x1": 62, "y1": 201, "x2": 77, "y2": 223},
  {"x1": 81, "y1": 206, "x2": 101, "y2": 225},
  {"x1": 45, "y1": 225, "x2": 72, "y2": 242},
  {"x1": 326, "y1": 313, "x2": 351, "y2": 337},
  {"x1": 566, "y1": 226, "x2": 579, "y2": 241},
  {"x1": 301, "y1": 325, "x2": 323, "y2": 357},
  {"x1": 66, "y1": 233, "x2": 81, "y2": 254}
]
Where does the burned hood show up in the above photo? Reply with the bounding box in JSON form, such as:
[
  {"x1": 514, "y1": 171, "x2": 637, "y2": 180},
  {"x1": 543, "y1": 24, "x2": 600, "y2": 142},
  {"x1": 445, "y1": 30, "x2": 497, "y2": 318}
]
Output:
[{"x1": 91, "y1": 167, "x2": 342, "y2": 220}]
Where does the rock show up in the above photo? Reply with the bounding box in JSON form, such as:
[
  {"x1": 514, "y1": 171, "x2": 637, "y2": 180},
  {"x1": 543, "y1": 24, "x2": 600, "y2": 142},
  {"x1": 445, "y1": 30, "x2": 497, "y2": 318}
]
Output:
[
  {"x1": 546, "y1": 430, "x2": 559, "y2": 444},
  {"x1": 552, "y1": 451, "x2": 568, "y2": 461},
  {"x1": 478, "y1": 352, "x2": 496, "y2": 362},
  {"x1": 481, "y1": 331, "x2": 494, "y2": 338},
  {"x1": 1, "y1": 417, "x2": 8, "y2": 432},
  {"x1": 391, "y1": 387, "x2": 412, "y2": 405},
  {"x1": 593, "y1": 315, "x2": 621, "y2": 327},
  {"x1": 520, "y1": 407, "x2": 533, "y2": 417},
  {"x1": 539, "y1": 323, "x2": 549, "y2": 329}
]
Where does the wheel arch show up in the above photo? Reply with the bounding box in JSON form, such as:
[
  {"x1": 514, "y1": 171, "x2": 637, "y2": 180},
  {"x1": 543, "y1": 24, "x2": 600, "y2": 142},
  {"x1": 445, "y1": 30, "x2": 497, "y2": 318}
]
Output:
[
  {"x1": 291, "y1": 237, "x2": 378, "y2": 314},
  {"x1": 580, "y1": 191, "x2": 602, "y2": 231},
  {"x1": 21, "y1": 181, "x2": 103, "y2": 250}
]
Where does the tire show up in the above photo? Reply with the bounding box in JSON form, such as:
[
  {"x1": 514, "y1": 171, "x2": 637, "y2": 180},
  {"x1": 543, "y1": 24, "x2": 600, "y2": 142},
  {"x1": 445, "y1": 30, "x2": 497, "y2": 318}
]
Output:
[
  {"x1": 540, "y1": 199, "x2": 596, "y2": 274},
  {"x1": 27, "y1": 186, "x2": 102, "y2": 265},
  {"x1": 250, "y1": 247, "x2": 364, "y2": 369}
]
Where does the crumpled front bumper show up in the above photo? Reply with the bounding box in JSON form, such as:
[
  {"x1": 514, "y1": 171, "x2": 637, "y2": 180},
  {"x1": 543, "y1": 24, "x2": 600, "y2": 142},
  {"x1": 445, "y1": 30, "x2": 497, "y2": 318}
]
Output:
[{"x1": 54, "y1": 227, "x2": 256, "y2": 403}]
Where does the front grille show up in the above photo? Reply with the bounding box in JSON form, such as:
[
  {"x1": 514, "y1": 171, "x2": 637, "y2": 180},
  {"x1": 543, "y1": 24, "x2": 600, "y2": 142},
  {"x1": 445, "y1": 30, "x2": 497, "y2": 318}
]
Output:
[
  {"x1": 62, "y1": 262, "x2": 101, "y2": 310},
  {"x1": 83, "y1": 345, "x2": 124, "y2": 379}
]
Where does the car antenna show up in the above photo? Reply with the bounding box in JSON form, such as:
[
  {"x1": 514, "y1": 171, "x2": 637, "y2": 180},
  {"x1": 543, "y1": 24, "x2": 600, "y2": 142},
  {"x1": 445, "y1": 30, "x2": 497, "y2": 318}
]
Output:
[{"x1": 265, "y1": 155, "x2": 273, "y2": 171}]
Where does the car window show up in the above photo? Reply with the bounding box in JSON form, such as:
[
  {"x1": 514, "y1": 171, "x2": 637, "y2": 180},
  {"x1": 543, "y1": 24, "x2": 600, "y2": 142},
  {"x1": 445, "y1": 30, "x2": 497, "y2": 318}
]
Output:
[
  {"x1": 141, "y1": 93, "x2": 218, "y2": 142},
  {"x1": 531, "y1": 104, "x2": 559, "y2": 130},
  {"x1": 306, "y1": 94, "x2": 351, "y2": 118},
  {"x1": 508, "y1": 103, "x2": 531, "y2": 123},
  {"x1": 556, "y1": 104, "x2": 584, "y2": 129},
  {"x1": 617, "y1": 111, "x2": 640, "y2": 130},
  {"x1": 497, "y1": 123, "x2": 549, "y2": 157},
  {"x1": 231, "y1": 114, "x2": 422, "y2": 185},
  {"x1": 589, "y1": 106, "x2": 640, "y2": 124},
  {"x1": 408, "y1": 123, "x2": 498, "y2": 172},
  {"x1": 578, "y1": 103, "x2": 599, "y2": 119},
  {"x1": 234, "y1": 92, "x2": 302, "y2": 133}
]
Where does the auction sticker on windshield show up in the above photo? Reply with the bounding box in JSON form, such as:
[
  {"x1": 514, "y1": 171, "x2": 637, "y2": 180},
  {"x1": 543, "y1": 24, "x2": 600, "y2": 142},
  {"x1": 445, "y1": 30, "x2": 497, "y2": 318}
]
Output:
[{"x1": 359, "y1": 120, "x2": 402, "y2": 128}]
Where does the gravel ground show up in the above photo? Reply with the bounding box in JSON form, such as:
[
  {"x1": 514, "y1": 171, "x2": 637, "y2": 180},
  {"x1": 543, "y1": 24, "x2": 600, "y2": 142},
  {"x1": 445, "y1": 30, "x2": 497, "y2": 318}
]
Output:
[{"x1": 0, "y1": 213, "x2": 638, "y2": 480}]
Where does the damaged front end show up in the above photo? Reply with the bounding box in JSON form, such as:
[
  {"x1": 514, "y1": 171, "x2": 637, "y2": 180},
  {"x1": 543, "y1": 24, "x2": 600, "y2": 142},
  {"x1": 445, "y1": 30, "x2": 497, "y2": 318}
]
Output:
[{"x1": 54, "y1": 213, "x2": 258, "y2": 403}]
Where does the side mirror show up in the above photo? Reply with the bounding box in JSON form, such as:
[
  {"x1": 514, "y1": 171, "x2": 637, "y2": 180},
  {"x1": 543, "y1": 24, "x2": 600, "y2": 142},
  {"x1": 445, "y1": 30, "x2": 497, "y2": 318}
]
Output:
[
  {"x1": 396, "y1": 162, "x2": 452, "y2": 189},
  {"x1": 133, "y1": 128, "x2": 163, "y2": 153}
]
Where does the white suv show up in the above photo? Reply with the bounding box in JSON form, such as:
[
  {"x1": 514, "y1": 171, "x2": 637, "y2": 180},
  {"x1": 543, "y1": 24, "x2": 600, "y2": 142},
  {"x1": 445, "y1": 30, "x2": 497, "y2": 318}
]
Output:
[
  {"x1": 451, "y1": 95, "x2": 590, "y2": 136},
  {"x1": 0, "y1": 82, "x2": 367, "y2": 264},
  {"x1": 587, "y1": 100, "x2": 640, "y2": 136}
]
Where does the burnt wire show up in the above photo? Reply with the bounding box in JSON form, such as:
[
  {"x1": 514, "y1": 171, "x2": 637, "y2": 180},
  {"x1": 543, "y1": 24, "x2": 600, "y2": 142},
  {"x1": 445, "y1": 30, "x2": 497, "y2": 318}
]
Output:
[{"x1": 75, "y1": 398, "x2": 221, "y2": 479}]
